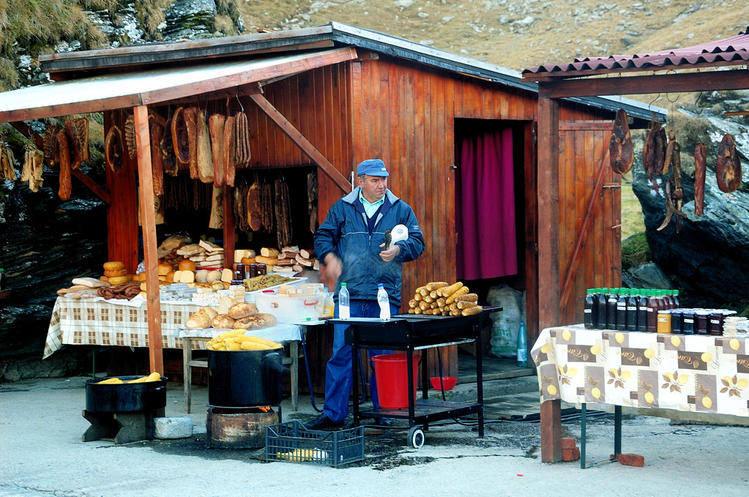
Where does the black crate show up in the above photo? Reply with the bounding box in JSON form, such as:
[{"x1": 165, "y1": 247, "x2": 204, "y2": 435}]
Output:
[{"x1": 265, "y1": 421, "x2": 364, "y2": 467}]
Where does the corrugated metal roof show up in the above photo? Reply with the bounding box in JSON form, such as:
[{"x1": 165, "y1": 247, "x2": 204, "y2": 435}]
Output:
[
  {"x1": 0, "y1": 48, "x2": 356, "y2": 122},
  {"x1": 523, "y1": 27, "x2": 749, "y2": 79}
]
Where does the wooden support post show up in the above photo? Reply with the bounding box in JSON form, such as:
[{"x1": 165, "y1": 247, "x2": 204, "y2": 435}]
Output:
[
  {"x1": 248, "y1": 92, "x2": 351, "y2": 193},
  {"x1": 133, "y1": 105, "x2": 163, "y2": 375},
  {"x1": 537, "y1": 94, "x2": 561, "y2": 463},
  {"x1": 223, "y1": 186, "x2": 235, "y2": 269}
]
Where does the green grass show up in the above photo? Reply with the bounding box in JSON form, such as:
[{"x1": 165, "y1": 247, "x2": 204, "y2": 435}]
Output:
[{"x1": 620, "y1": 172, "x2": 645, "y2": 242}]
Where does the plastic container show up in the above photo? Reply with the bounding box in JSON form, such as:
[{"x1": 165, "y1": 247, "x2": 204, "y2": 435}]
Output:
[
  {"x1": 516, "y1": 321, "x2": 528, "y2": 367},
  {"x1": 377, "y1": 283, "x2": 390, "y2": 320},
  {"x1": 339, "y1": 283, "x2": 350, "y2": 320},
  {"x1": 265, "y1": 421, "x2": 364, "y2": 467},
  {"x1": 372, "y1": 352, "x2": 421, "y2": 409},
  {"x1": 430, "y1": 376, "x2": 458, "y2": 391},
  {"x1": 255, "y1": 291, "x2": 321, "y2": 323}
]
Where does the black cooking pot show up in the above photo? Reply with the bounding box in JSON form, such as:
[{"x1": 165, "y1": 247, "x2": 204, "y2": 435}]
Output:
[
  {"x1": 208, "y1": 349, "x2": 283, "y2": 406},
  {"x1": 85, "y1": 376, "x2": 167, "y2": 413}
]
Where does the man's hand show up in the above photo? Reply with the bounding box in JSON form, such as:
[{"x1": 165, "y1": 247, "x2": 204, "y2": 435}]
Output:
[
  {"x1": 379, "y1": 243, "x2": 400, "y2": 262},
  {"x1": 324, "y1": 253, "x2": 342, "y2": 282}
]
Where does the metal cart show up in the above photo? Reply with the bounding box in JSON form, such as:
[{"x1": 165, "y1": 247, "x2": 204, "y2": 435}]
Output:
[{"x1": 334, "y1": 309, "x2": 499, "y2": 448}]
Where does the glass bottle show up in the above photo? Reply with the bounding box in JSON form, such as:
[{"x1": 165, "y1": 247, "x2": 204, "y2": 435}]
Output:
[
  {"x1": 636, "y1": 289, "x2": 648, "y2": 333},
  {"x1": 626, "y1": 288, "x2": 638, "y2": 332},
  {"x1": 606, "y1": 288, "x2": 618, "y2": 329},
  {"x1": 584, "y1": 289, "x2": 597, "y2": 329},
  {"x1": 646, "y1": 290, "x2": 659, "y2": 332},
  {"x1": 616, "y1": 288, "x2": 628, "y2": 331},
  {"x1": 596, "y1": 288, "x2": 608, "y2": 329}
]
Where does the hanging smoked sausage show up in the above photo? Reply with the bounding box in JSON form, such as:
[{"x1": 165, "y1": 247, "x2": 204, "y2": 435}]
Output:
[{"x1": 694, "y1": 143, "x2": 706, "y2": 215}]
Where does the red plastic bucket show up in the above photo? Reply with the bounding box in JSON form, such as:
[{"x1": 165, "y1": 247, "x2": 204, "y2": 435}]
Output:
[{"x1": 372, "y1": 353, "x2": 421, "y2": 409}]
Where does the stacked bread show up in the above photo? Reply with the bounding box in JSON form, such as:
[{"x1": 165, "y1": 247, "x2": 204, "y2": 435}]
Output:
[
  {"x1": 177, "y1": 240, "x2": 225, "y2": 269},
  {"x1": 184, "y1": 302, "x2": 277, "y2": 331},
  {"x1": 407, "y1": 281, "x2": 483, "y2": 316}
]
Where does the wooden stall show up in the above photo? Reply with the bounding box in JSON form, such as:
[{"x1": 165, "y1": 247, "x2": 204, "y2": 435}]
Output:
[
  {"x1": 0, "y1": 22, "x2": 662, "y2": 380},
  {"x1": 522, "y1": 27, "x2": 749, "y2": 462}
]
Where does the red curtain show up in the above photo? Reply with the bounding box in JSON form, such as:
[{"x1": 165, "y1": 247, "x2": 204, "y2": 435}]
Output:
[{"x1": 456, "y1": 126, "x2": 518, "y2": 280}]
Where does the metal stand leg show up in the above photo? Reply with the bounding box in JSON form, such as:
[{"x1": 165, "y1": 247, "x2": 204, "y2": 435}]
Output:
[
  {"x1": 290, "y1": 341, "x2": 299, "y2": 411},
  {"x1": 580, "y1": 403, "x2": 587, "y2": 469},
  {"x1": 614, "y1": 405, "x2": 622, "y2": 456},
  {"x1": 475, "y1": 323, "x2": 484, "y2": 438},
  {"x1": 183, "y1": 337, "x2": 192, "y2": 414}
]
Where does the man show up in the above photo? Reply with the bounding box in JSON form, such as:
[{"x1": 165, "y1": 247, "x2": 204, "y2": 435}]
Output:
[{"x1": 307, "y1": 158, "x2": 425, "y2": 429}]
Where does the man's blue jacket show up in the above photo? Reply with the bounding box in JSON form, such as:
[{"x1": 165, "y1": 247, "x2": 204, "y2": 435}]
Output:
[{"x1": 314, "y1": 187, "x2": 425, "y2": 306}]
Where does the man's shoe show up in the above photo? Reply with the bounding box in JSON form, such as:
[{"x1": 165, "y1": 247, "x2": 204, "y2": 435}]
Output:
[{"x1": 305, "y1": 413, "x2": 343, "y2": 430}]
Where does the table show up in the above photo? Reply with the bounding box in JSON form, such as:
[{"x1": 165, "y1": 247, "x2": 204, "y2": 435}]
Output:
[
  {"x1": 531, "y1": 324, "x2": 749, "y2": 466},
  {"x1": 337, "y1": 311, "x2": 496, "y2": 448},
  {"x1": 44, "y1": 296, "x2": 302, "y2": 413}
]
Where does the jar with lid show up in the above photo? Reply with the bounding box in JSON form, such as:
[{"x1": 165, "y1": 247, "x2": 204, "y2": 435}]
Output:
[
  {"x1": 256, "y1": 263, "x2": 267, "y2": 276},
  {"x1": 670, "y1": 310, "x2": 683, "y2": 334},
  {"x1": 657, "y1": 310, "x2": 672, "y2": 334},
  {"x1": 681, "y1": 310, "x2": 695, "y2": 335},
  {"x1": 708, "y1": 312, "x2": 724, "y2": 336},
  {"x1": 695, "y1": 311, "x2": 709, "y2": 335}
]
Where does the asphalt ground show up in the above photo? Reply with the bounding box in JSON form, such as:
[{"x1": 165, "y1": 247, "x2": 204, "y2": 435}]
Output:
[{"x1": 1, "y1": 375, "x2": 748, "y2": 497}]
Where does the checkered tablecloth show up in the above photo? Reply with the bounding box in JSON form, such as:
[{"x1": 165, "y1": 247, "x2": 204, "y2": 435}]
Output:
[
  {"x1": 532, "y1": 324, "x2": 749, "y2": 417},
  {"x1": 43, "y1": 297, "x2": 300, "y2": 358}
]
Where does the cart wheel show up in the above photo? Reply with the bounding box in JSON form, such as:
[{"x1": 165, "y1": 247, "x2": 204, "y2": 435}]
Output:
[{"x1": 408, "y1": 426, "x2": 425, "y2": 449}]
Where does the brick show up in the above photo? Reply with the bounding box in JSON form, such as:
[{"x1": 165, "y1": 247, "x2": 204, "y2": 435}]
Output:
[
  {"x1": 561, "y1": 437, "x2": 577, "y2": 449},
  {"x1": 154, "y1": 416, "x2": 193, "y2": 439},
  {"x1": 617, "y1": 453, "x2": 645, "y2": 467},
  {"x1": 562, "y1": 447, "x2": 580, "y2": 462}
]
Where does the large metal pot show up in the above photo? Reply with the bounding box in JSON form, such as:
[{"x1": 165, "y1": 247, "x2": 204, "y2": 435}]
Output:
[
  {"x1": 85, "y1": 376, "x2": 167, "y2": 413},
  {"x1": 208, "y1": 349, "x2": 283, "y2": 406}
]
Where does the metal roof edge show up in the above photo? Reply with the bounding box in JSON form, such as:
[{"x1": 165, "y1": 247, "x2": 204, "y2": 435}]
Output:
[
  {"x1": 567, "y1": 95, "x2": 668, "y2": 122},
  {"x1": 328, "y1": 22, "x2": 539, "y2": 93}
]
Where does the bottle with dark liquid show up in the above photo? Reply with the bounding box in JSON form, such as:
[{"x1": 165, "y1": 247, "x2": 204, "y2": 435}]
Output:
[
  {"x1": 606, "y1": 288, "x2": 618, "y2": 329},
  {"x1": 636, "y1": 289, "x2": 648, "y2": 332},
  {"x1": 671, "y1": 289, "x2": 680, "y2": 308},
  {"x1": 584, "y1": 289, "x2": 597, "y2": 329},
  {"x1": 626, "y1": 288, "x2": 638, "y2": 331},
  {"x1": 646, "y1": 290, "x2": 659, "y2": 332},
  {"x1": 596, "y1": 288, "x2": 608, "y2": 329},
  {"x1": 616, "y1": 288, "x2": 628, "y2": 331}
]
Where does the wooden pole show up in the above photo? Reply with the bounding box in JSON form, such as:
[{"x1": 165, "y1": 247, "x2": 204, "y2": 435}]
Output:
[
  {"x1": 133, "y1": 105, "x2": 163, "y2": 375},
  {"x1": 536, "y1": 94, "x2": 561, "y2": 463},
  {"x1": 223, "y1": 187, "x2": 235, "y2": 269}
]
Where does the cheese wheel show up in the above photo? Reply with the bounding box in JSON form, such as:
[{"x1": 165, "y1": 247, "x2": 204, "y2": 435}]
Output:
[
  {"x1": 158, "y1": 263, "x2": 172, "y2": 276},
  {"x1": 179, "y1": 260, "x2": 197, "y2": 271},
  {"x1": 104, "y1": 268, "x2": 127, "y2": 277},
  {"x1": 108, "y1": 275, "x2": 130, "y2": 285},
  {"x1": 103, "y1": 261, "x2": 124, "y2": 271}
]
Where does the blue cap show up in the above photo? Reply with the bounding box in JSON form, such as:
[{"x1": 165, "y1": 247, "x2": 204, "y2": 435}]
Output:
[{"x1": 356, "y1": 159, "x2": 389, "y2": 177}]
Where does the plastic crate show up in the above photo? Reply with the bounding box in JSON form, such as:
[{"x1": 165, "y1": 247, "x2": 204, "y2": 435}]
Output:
[{"x1": 265, "y1": 421, "x2": 364, "y2": 467}]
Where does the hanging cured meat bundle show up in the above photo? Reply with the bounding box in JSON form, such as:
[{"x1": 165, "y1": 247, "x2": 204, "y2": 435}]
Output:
[
  {"x1": 161, "y1": 115, "x2": 178, "y2": 177},
  {"x1": 642, "y1": 116, "x2": 666, "y2": 179},
  {"x1": 104, "y1": 125, "x2": 124, "y2": 172},
  {"x1": 182, "y1": 106, "x2": 200, "y2": 180},
  {"x1": 124, "y1": 114, "x2": 136, "y2": 160},
  {"x1": 662, "y1": 130, "x2": 677, "y2": 177},
  {"x1": 196, "y1": 109, "x2": 214, "y2": 184},
  {"x1": 208, "y1": 186, "x2": 224, "y2": 229},
  {"x1": 694, "y1": 143, "x2": 706, "y2": 215},
  {"x1": 247, "y1": 179, "x2": 263, "y2": 231},
  {"x1": 234, "y1": 111, "x2": 252, "y2": 168},
  {"x1": 149, "y1": 111, "x2": 166, "y2": 196},
  {"x1": 274, "y1": 178, "x2": 293, "y2": 247},
  {"x1": 657, "y1": 140, "x2": 686, "y2": 233},
  {"x1": 234, "y1": 182, "x2": 248, "y2": 231},
  {"x1": 56, "y1": 129, "x2": 72, "y2": 200},
  {"x1": 0, "y1": 142, "x2": 17, "y2": 181},
  {"x1": 21, "y1": 145, "x2": 44, "y2": 192},
  {"x1": 64, "y1": 117, "x2": 89, "y2": 169},
  {"x1": 208, "y1": 114, "x2": 225, "y2": 187},
  {"x1": 261, "y1": 180, "x2": 274, "y2": 232},
  {"x1": 42, "y1": 124, "x2": 60, "y2": 167},
  {"x1": 609, "y1": 109, "x2": 633, "y2": 174},
  {"x1": 171, "y1": 106, "x2": 191, "y2": 168},
  {"x1": 223, "y1": 115, "x2": 236, "y2": 187},
  {"x1": 716, "y1": 133, "x2": 742, "y2": 193},
  {"x1": 307, "y1": 171, "x2": 317, "y2": 233}
]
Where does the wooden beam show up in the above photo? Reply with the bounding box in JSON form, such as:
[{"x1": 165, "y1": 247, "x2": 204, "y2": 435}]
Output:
[
  {"x1": 133, "y1": 105, "x2": 163, "y2": 375},
  {"x1": 223, "y1": 187, "x2": 235, "y2": 269},
  {"x1": 537, "y1": 97, "x2": 560, "y2": 332},
  {"x1": 541, "y1": 400, "x2": 562, "y2": 463},
  {"x1": 249, "y1": 92, "x2": 351, "y2": 193},
  {"x1": 539, "y1": 69, "x2": 749, "y2": 98}
]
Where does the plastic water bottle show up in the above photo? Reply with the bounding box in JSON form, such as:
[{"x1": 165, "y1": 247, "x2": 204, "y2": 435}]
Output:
[
  {"x1": 339, "y1": 282, "x2": 350, "y2": 320},
  {"x1": 377, "y1": 283, "x2": 390, "y2": 320},
  {"x1": 516, "y1": 321, "x2": 528, "y2": 367}
]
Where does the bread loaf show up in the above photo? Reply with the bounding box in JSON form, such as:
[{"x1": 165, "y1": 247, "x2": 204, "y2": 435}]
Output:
[
  {"x1": 212, "y1": 314, "x2": 236, "y2": 329},
  {"x1": 228, "y1": 302, "x2": 258, "y2": 319},
  {"x1": 179, "y1": 260, "x2": 197, "y2": 271}
]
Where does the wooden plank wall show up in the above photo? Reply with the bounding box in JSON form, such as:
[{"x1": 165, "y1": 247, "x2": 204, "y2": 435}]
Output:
[
  {"x1": 104, "y1": 109, "x2": 140, "y2": 272},
  {"x1": 556, "y1": 117, "x2": 621, "y2": 325}
]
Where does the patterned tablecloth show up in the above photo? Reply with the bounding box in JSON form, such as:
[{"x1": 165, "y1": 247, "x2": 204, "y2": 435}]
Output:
[
  {"x1": 531, "y1": 324, "x2": 749, "y2": 417},
  {"x1": 43, "y1": 296, "x2": 301, "y2": 359}
]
